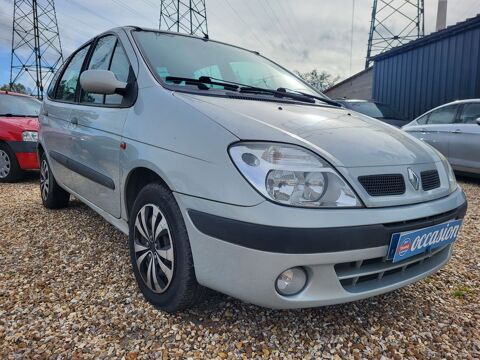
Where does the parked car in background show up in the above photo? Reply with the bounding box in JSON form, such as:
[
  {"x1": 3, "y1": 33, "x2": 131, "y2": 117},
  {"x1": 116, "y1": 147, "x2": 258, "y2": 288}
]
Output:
[
  {"x1": 0, "y1": 91, "x2": 40, "y2": 182},
  {"x1": 336, "y1": 99, "x2": 408, "y2": 127},
  {"x1": 403, "y1": 100, "x2": 480, "y2": 176},
  {"x1": 39, "y1": 27, "x2": 467, "y2": 312}
]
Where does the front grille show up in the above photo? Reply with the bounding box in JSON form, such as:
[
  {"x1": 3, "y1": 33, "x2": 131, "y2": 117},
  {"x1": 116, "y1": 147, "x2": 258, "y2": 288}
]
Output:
[
  {"x1": 421, "y1": 170, "x2": 440, "y2": 191},
  {"x1": 358, "y1": 174, "x2": 406, "y2": 196},
  {"x1": 335, "y1": 245, "x2": 450, "y2": 293}
]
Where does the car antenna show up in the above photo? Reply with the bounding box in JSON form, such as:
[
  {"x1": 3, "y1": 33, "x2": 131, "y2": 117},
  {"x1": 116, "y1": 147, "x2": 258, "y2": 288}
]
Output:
[{"x1": 202, "y1": 32, "x2": 209, "y2": 40}]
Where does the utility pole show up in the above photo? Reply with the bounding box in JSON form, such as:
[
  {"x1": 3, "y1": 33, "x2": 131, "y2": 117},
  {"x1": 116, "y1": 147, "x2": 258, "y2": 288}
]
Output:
[
  {"x1": 10, "y1": 0, "x2": 63, "y2": 99},
  {"x1": 365, "y1": 0, "x2": 424, "y2": 68},
  {"x1": 159, "y1": 0, "x2": 208, "y2": 37}
]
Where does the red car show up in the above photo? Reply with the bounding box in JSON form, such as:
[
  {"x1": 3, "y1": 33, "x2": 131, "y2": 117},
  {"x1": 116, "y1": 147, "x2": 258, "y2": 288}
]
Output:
[{"x1": 0, "y1": 90, "x2": 41, "y2": 182}]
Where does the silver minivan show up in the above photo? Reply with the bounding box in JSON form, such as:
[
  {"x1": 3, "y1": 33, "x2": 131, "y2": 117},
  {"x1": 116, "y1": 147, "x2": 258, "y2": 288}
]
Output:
[{"x1": 39, "y1": 27, "x2": 468, "y2": 312}]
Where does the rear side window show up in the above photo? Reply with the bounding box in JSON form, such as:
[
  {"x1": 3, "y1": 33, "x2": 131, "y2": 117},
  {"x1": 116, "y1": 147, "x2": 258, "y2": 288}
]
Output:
[
  {"x1": 55, "y1": 45, "x2": 90, "y2": 102},
  {"x1": 427, "y1": 105, "x2": 458, "y2": 125},
  {"x1": 459, "y1": 103, "x2": 480, "y2": 124},
  {"x1": 81, "y1": 35, "x2": 117, "y2": 104}
]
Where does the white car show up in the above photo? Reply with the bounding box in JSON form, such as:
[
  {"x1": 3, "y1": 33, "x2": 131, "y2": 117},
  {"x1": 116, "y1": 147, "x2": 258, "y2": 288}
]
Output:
[{"x1": 38, "y1": 27, "x2": 467, "y2": 312}]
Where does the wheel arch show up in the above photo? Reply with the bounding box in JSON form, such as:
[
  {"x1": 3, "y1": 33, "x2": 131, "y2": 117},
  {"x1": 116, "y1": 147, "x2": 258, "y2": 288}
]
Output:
[{"x1": 124, "y1": 166, "x2": 172, "y2": 220}]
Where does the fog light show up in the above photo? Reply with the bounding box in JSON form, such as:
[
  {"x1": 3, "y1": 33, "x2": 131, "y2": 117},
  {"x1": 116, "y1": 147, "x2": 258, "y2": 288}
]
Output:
[{"x1": 275, "y1": 267, "x2": 307, "y2": 296}]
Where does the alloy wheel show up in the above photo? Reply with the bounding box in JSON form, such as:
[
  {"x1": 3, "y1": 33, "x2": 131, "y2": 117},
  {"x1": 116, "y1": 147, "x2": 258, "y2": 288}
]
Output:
[
  {"x1": 40, "y1": 159, "x2": 50, "y2": 201},
  {"x1": 0, "y1": 150, "x2": 11, "y2": 178},
  {"x1": 133, "y1": 204, "x2": 174, "y2": 293}
]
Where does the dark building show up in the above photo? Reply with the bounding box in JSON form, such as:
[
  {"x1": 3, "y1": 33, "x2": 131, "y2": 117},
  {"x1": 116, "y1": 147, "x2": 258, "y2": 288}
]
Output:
[{"x1": 372, "y1": 15, "x2": 480, "y2": 120}]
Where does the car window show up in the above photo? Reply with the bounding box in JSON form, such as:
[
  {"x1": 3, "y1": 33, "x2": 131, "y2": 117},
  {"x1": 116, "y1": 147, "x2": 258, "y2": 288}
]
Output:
[
  {"x1": 133, "y1": 31, "x2": 324, "y2": 98},
  {"x1": 105, "y1": 43, "x2": 131, "y2": 105},
  {"x1": 346, "y1": 102, "x2": 404, "y2": 120},
  {"x1": 82, "y1": 35, "x2": 117, "y2": 104},
  {"x1": 0, "y1": 94, "x2": 41, "y2": 116},
  {"x1": 427, "y1": 105, "x2": 458, "y2": 125},
  {"x1": 56, "y1": 45, "x2": 91, "y2": 102},
  {"x1": 416, "y1": 114, "x2": 429, "y2": 125},
  {"x1": 47, "y1": 65, "x2": 63, "y2": 99},
  {"x1": 459, "y1": 103, "x2": 480, "y2": 124}
]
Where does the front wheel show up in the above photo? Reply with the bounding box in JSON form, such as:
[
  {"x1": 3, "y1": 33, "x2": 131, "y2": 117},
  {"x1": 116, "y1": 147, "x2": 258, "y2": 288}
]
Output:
[
  {"x1": 0, "y1": 143, "x2": 23, "y2": 183},
  {"x1": 129, "y1": 183, "x2": 205, "y2": 313},
  {"x1": 40, "y1": 153, "x2": 70, "y2": 209}
]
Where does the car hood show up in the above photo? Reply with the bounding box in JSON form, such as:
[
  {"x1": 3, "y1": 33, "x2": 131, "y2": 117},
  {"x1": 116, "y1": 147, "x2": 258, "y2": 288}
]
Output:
[
  {"x1": 0, "y1": 116, "x2": 39, "y2": 131},
  {"x1": 175, "y1": 93, "x2": 439, "y2": 168}
]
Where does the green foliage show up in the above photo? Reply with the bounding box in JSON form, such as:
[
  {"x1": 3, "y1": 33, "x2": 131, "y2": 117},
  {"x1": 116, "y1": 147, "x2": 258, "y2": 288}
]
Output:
[
  {"x1": 295, "y1": 69, "x2": 339, "y2": 92},
  {"x1": 0, "y1": 83, "x2": 28, "y2": 94},
  {"x1": 452, "y1": 285, "x2": 473, "y2": 299}
]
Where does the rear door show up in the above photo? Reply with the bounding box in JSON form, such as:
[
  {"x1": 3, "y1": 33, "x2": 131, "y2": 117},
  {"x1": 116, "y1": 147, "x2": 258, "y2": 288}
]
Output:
[
  {"x1": 448, "y1": 102, "x2": 480, "y2": 173},
  {"x1": 418, "y1": 104, "x2": 460, "y2": 158},
  {"x1": 68, "y1": 34, "x2": 135, "y2": 217}
]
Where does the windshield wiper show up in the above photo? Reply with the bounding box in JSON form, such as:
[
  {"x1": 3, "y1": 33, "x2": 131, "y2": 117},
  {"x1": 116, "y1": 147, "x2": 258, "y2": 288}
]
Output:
[
  {"x1": 165, "y1": 76, "x2": 315, "y2": 104},
  {"x1": 276, "y1": 88, "x2": 342, "y2": 107},
  {"x1": 165, "y1": 76, "x2": 239, "y2": 91}
]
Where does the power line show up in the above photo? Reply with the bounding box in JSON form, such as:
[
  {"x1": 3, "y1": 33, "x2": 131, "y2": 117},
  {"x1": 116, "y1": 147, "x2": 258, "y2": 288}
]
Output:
[
  {"x1": 223, "y1": 0, "x2": 266, "y2": 46},
  {"x1": 258, "y1": 0, "x2": 294, "y2": 48}
]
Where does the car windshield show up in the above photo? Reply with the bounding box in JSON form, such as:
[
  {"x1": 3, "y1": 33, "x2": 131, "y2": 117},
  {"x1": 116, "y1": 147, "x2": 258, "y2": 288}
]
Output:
[
  {"x1": 347, "y1": 102, "x2": 404, "y2": 120},
  {"x1": 133, "y1": 30, "x2": 324, "y2": 98},
  {"x1": 0, "y1": 94, "x2": 41, "y2": 117}
]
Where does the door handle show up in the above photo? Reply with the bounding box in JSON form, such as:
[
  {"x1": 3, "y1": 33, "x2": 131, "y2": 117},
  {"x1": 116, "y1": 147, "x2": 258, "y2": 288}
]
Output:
[
  {"x1": 451, "y1": 129, "x2": 462, "y2": 134},
  {"x1": 71, "y1": 117, "x2": 78, "y2": 126}
]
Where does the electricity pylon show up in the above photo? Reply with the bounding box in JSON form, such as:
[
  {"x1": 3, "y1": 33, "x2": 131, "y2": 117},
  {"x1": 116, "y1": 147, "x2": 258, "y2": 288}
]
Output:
[
  {"x1": 159, "y1": 0, "x2": 208, "y2": 36},
  {"x1": 365, "y1": 0, "x2": 424, "y2": 68},
  {"x1": 10, "y1": 0, "x2": 64, "y2": 99}
]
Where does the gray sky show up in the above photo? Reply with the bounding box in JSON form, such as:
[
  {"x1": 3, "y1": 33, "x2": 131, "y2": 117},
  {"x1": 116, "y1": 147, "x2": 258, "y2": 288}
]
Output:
[{"x1": 0, "y1": 0, "x2": 479, "y2": 88}]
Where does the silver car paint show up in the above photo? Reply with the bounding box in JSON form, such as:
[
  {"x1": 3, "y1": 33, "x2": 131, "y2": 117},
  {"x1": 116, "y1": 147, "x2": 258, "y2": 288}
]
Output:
[
  {"x1": 39, "y1": 27, "x2": 467, "y2": 308},
  {"x1": 403, "y1": 100, "x2": 480, "y2": 175}
]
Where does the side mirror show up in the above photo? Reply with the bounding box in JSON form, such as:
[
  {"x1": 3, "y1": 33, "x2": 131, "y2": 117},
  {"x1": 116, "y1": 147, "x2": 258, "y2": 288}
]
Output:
[
  {"x1": 476, "y1": 117, "x2": 480, "y2": 125},
  {"x1": 80, "y1": 70, "x2": 127, "y2": 95}
]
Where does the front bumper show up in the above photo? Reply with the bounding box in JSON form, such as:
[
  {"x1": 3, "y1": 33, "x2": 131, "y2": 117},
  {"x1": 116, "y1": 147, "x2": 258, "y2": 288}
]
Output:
[
  {"x1": 175, "y1": 188, "x2": 467, "y2": 309},
  {"x1": 7, "y1": 141, "x2": 39, "y2": 170}
]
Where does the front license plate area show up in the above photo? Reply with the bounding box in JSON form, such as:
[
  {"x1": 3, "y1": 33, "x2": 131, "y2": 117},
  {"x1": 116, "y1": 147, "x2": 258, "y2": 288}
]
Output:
[{"x1": 388, "y1": 219, "x2": 463, "y2": 263}]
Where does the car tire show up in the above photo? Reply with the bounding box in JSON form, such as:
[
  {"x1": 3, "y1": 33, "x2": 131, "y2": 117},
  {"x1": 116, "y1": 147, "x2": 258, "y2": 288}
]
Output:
[
  {"x1": 129, "y1": 182, "x2": 205, "y2": 313},
  {"x1": 40, "y1": 153, "x2": 70, "y2": 209},
  {"x1": 0, "y1": 142, "x2": 24, "y2": 183}
]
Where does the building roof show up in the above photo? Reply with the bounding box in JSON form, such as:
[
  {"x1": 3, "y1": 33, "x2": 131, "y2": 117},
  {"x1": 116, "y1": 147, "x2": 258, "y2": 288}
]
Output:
[{"x1": 373, "y1": 14, "x2": 480, "y2": 61}]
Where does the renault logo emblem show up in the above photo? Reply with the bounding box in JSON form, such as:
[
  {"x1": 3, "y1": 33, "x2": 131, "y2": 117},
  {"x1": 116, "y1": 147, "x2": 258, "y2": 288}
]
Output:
[{"x1": 408, "y1": 168, "x2": 420, "y2": 190}]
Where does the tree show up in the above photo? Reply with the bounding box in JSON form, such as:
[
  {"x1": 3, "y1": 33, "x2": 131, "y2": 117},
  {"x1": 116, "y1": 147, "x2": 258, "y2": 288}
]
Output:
[
  {"x1": 0, "y1": 83, "x2": 28, "y2": 94},
  {"x1": 295, "y1": 70, "x2": 339, "y2": 92}
]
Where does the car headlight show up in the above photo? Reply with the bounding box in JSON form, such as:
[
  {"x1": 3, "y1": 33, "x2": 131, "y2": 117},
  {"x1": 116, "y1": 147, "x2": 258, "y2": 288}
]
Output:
[
  {"x1": 22, "y1": 131, "x2": 38, "y2": 142},
  {"x1": 229, "y1": 142, "x2": 362, "y2": 208},
  {"x1": 440, "y1": 156, "x2": 457, "y2": 194}
]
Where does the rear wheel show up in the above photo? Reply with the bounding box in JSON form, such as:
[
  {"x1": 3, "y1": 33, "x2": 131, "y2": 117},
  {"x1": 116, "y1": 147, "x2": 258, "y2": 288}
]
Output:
[
  {"x1": 0, "y1": 143, "x2": 24, "y2": 183},
  {"x1": 40, "y1": 153, "x2": 70, "y2": 209},
  {"x1": 129, "y1": 183, "x2": 205, "y2": 313}
]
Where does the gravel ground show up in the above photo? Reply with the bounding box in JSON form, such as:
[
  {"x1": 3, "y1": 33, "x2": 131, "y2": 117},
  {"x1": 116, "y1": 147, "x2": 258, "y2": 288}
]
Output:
[{"x1": 0, "y1": 176, "x2": 479, "y2": 359}]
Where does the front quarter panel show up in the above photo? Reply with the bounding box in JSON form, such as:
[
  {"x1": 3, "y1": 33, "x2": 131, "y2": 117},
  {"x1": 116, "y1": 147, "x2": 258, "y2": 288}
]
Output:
[{"x1": 121, "y1": 86, "x2": 265, "y2": 215}]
